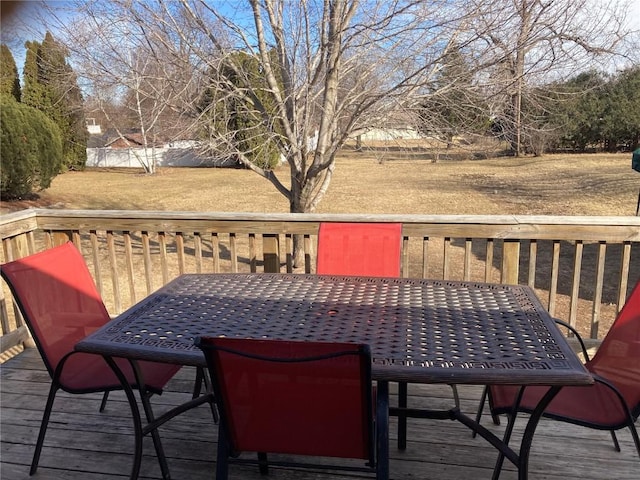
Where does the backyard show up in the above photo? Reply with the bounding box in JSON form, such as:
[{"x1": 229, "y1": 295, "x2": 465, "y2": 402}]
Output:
[{"x1": 2, "y1": 151, "x2": 639, "y2": 217}]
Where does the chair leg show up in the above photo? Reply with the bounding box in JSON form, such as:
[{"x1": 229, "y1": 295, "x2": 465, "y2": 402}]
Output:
[
  {"x1": 192, "y1": 366, "x2": 204, "y2": 399},
  {"x1": 492, "y1": 412, "x2": 517, "y2": 480},
  {"x1": 473, "y1": 387, "x2": 487, "y2": 439},
  {"x1": 216, "y1": 424, "x2": 230, "y2": 480},
  {"x1": 139, "y1": 389, "x2": 171, "y2": 479},
  {"x1": 474, "y1": 386, "x2": 500, "y2": 438},
  {"x1": 30, "y1": 382, "x2": 60, "y2": 475},
  {"x1": 628, "y1": 422, "x2": 640, "y2": 458},
  {"x1": 610, "y1": 430, "x2": 621, "y2": 452},
  {"x1": 376, "y1": 381, "x2": 390, "y2": 480},
  {"x1": 257, "y1": 452, "x2": 269, "y2": 475},
  {"x1": 99, "y1": 391, "x2": 110, "y2": 412},
  {"x1": 451, "y1": 384, "x2": 460, "y2": 409}
]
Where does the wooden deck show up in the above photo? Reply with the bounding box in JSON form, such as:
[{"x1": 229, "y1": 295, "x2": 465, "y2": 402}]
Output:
[{"x1": 1, "y1": 348, "x2": 637, "y2": 480}]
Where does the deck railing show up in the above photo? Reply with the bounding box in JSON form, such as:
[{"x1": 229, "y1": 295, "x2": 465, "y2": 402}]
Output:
[{"x1": 1, "y1": 209, "x2": 639, "y2": 357}]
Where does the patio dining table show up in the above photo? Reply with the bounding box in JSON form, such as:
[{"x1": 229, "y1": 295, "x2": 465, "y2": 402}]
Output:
[{"x1": 75, "y1": 273, "x2": 593, "y2": 480}]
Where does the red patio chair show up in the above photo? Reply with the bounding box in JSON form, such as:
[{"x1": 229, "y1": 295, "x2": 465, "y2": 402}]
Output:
[
  {"x1": 317, "y1": 222, "x2": 459, "y2": 449},
  {"x1": 195, "y1": 336, "x2": 389, "y2": 480},
  {"x1": 0, "y1": 242, "x2": 182, "y2": 476},
  {"x1": 476, "y1": 280, "x2": 640, "y2": 475}
]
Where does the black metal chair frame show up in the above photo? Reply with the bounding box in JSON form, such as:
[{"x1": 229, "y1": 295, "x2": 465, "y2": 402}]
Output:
[
  {"x1": 475, "y1": 318, "x2": 640, "y2": 480},
  {"x1": 1, "y1": 273, "x2": 173, "y2": 477}
]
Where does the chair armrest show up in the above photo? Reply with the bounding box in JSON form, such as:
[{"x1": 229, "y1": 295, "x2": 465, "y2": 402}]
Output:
[{"x1": 553, "y1": 318, "x2": 590, "y2": 361}]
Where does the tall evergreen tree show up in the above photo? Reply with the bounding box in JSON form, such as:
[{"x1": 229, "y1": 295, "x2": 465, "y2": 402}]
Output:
[
  {"x1": 0, "y1": 44, "x2": 21, "y2": 101},
  {"x1": 601, "y1": 67, "x2": 640, "y2": 151},
  {"x1": 560, "y1": 71, "x2": 609, "y2": 151},
  {"x1": 200, "y1": 50, "x2": 282, "y2": 170},
  {"x1": 23, "y1": 40, "x2": 50, "y2": 113},
  {"x1": 548, "y1": 68, "x2": 639, "y2": 152},
  {"x1": 22, "y1": 32, "x2": 87, "y2": 170}
]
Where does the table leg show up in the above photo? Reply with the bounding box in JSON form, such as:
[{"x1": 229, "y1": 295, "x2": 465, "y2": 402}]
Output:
[
  {"x1": 131, "y1": 360, "x2": 171, "y2": 479},
  {"x1": 397, "y1": 381, "x2": 407, "y2": 450},
  {"x1": 517, "y1": 386, "x2": 562, "y2": 480},
  {"x1": 492, "y1": 387, "x2": 526, "y2": 480}
]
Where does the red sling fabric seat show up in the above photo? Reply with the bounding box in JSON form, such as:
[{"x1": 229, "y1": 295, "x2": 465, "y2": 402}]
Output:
[
  {"x1": 316, "y1": 222, "x2": 402, "y2": 276},
  {"x1": 477, "y1": 280, "x2": 640, "y2": 465},
  {"x1": 1, "y1": 242, "x2": 182, "y2": 475},
  {"x1": 195, "y1": 336, "x2": 389, "y2": 479}
]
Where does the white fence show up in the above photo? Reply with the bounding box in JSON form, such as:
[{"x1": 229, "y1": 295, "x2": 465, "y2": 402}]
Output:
[
  {"x1": 358, "y1": 128, "x2": 422, "y2": 141},
  {"x1": 86, "y1": 147, "x2": 237, "y2": 168}
]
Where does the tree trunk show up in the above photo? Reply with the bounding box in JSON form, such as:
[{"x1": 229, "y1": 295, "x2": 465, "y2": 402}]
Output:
[
  {"x1": 289, "y1": 169, "x2": 311, "y2": 270},
  {"x1": 513, "y1": 0, "x2": 531, "y2": 158}
]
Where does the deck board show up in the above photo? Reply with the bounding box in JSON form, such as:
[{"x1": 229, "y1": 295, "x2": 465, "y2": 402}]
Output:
[{"x1": 1, "y1": 348, "x2": 637, "y2": 480}]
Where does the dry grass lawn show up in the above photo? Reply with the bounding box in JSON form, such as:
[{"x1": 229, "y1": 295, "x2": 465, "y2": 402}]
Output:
[{"x1": 3, "y1": 151, "x2": 639, "y2": 216}]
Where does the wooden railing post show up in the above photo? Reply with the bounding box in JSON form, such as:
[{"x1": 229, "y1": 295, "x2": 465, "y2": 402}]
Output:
[
  {"x1": 501, "y1": 239, "x2": 520, "y2": 285},
  {"x1": 263, "y1": 234, "x2": 280, "y2": 273},
  {"x1": 51, "y1": 230, "x2": 73, "y2": 246},
  {"x1": 1, "y1": 234, "x2": 35, "y2": 349}
]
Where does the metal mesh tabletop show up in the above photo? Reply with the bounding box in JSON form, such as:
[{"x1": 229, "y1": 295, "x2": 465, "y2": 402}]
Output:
[{"x1": 76, "y1": 274, "x2": 592, "y2": 385}]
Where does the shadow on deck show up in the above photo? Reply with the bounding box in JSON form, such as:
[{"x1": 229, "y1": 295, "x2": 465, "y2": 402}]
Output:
[{"x1": 1, "y1": 348, "x2": 637, "y2": 480}]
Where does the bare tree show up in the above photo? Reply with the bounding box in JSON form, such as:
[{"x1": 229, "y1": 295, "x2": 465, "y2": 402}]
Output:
[
  {"x1": 54, "y1": 1, "x2": 478, "y2": 205},
  {"x1": 46, "y1": 0, "x2": 480, "y2": 264},
  {"x1": 52, "y1": 1, "x2": 201, "y2": 173},
  {"x1": 467, "y1": 0, "x2": 634, "y2": 156}
]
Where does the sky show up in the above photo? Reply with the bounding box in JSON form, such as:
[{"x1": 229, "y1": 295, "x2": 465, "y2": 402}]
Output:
[
  {"x1": 2, "y1": 0, "x2": 639, "y2": 78},
  {"x1": 1, "y1": 1, "x2": 51, "y2": 43},
  {"x1": 630, "y1": 1, "x2": 640, "y2": 33},
  {"x1": 1, "y1": 1, "x2": 70, "y2": 73}
]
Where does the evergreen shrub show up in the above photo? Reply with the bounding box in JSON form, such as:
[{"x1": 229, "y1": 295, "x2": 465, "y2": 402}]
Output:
[{"x1": 1, "y1": 95, "x2": 63, "y2": 199}]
